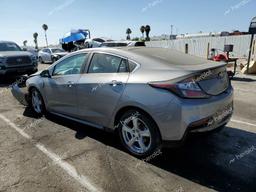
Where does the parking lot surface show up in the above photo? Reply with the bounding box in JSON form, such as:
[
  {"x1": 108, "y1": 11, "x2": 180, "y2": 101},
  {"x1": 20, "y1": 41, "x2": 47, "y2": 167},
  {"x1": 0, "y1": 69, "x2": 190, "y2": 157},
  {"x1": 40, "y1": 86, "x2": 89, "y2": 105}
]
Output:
[{"x1": 0, "y1": 64, "x2": 256, "y2": 192}]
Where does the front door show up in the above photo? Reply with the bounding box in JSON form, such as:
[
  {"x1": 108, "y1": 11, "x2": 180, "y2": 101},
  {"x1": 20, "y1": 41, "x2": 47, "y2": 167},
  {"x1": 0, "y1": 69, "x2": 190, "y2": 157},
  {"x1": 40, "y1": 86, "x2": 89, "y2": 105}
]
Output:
[{"x1": 43, "y1": 53, "x2": 88, "y2": 116}]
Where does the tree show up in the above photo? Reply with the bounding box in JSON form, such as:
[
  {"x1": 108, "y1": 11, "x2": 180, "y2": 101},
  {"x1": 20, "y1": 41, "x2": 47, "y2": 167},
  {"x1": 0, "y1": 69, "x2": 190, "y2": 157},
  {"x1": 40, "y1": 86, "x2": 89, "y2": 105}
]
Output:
[
  {"x1": 145, "y1": 25, "x2": 151, "y2": 41},
  {"x1": 33, "y1": 33, "x2": 38, "y2": 49},
  {"x1": 42, "y1": 24, "x2": 49, "y2": 47},
  {"x1": 23, "y1": 40, "x2": 28, "y2": 47},
  {"x1": 140, "y1": 26, "x2": 145, "y2": 39},
  {"x1": 126, "y1": 28, "x2": 132, "y2": 40}
]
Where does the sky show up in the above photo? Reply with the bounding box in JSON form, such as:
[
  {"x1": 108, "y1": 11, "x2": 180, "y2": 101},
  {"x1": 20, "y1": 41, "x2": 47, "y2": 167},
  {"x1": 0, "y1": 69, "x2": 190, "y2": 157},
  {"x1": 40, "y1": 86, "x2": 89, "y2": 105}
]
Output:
[{"x1": 0, "y1": 0, "x2": 255, "y2": 46}]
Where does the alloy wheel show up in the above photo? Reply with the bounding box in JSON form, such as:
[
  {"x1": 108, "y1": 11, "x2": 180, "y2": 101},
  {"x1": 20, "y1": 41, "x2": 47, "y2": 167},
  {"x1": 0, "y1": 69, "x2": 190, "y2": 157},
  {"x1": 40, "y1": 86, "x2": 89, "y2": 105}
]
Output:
[
  {"x1": 121, "y1": 115, "x2": 152, "y2": 154},
  {"x1": 31, "y1": 90, "x2": 43, "y2": 114}
]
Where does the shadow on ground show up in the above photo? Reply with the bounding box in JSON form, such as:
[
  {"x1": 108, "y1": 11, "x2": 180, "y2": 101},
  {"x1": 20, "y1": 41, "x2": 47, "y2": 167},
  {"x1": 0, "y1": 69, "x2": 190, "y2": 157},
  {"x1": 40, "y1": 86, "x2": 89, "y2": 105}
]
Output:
[
  {"x1": 232, "y1": 76, "x2": 256, "y2": 82},
  {"x1": 23, "y1": 108, "x2": 256, "y2": 192}
]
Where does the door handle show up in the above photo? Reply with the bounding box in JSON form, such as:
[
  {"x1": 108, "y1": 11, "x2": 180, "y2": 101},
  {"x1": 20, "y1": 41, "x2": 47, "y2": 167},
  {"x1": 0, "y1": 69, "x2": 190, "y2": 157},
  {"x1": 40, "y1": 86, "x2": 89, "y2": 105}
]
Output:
[
  {"x1": 109, "y1": 80, "x2": 123, "y2": 86},
  {"x1": 67, "y1": 81, "x2": 74, "y2": 88}
]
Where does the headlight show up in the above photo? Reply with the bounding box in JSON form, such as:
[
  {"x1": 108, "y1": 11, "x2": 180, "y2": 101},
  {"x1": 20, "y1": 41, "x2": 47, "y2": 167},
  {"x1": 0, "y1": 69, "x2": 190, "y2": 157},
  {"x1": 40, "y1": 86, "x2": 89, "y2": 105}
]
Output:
[
  {"x1": 30, "y1": 55, "x2": 37, "y2": 61},
  {"x1": 53, "y1": 54, "x2": 60, "y2": 58},
  {"x1": 0, "y1": 57, "x2": 5, "y2": 70}
]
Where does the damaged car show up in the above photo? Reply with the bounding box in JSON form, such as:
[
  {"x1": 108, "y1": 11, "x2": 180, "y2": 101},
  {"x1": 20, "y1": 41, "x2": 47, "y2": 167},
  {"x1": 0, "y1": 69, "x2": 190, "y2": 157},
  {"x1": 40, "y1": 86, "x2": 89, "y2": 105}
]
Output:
[
  {"x1": 38, "y1": 48, "x2": 68, "y2": 64},
  {"x1": 11, "y1": 47, "x2": 233, "y2": 157}
]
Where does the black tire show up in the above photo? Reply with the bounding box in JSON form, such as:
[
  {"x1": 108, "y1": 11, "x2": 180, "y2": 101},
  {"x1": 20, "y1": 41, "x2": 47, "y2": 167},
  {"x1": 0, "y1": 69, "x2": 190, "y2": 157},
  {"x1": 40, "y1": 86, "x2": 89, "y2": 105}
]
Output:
[
  {"x1": 117, "y1": 110, "x2": 162, "y2": 158},
  {"x1": 51, "y1": 56, "x2": 58, "y2": 63},
  {"x1": 38, "y1": 57, "x2": 44, "y2": 64},
  {"x1": 29, "y1": 88, "x2": 45, "y2": 117}
]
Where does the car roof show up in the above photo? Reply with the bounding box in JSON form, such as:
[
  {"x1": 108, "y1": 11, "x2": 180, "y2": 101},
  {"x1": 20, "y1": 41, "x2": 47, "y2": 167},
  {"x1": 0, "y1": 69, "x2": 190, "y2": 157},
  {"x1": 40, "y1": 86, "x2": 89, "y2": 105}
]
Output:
[
  {"x1": 0, "y1": 41, "x2": 17, "y2": 44},
  {"x1": 76, "y1": 47, "x2": 221, "y2": 70}
]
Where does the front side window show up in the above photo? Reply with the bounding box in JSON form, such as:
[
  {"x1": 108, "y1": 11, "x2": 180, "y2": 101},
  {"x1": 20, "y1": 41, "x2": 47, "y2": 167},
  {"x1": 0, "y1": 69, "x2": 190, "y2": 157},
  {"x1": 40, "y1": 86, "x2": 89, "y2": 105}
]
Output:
[
  {"x1": 53, "y1": 54, "x2": 87, "y2": 76},
  {"x1": 45, "y1": 49, "x2": 51, "y2": 53},
  {"x1": 51, "y1": 48, "x2": 65, "y2": 53},
  {"x1": 88, "y1": 53, "x2": 128, "y2": 73}
]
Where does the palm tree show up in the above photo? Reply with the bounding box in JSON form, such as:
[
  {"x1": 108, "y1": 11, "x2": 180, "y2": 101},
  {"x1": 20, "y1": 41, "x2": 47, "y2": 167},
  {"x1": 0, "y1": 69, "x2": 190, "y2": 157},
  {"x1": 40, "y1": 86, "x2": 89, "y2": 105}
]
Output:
[
  {"x1": 140, "y1": 26, "x2": 145, "y2": 39},
  {"x1": 42, "y1": 24, "x2": 49, "y2": 47},
  {"x1": 126, "y1": 28, "x2": 132, "y2": 40},
  {"x1": 33, "y1": 33, "x2": 38, "y2": 49},
  {"x1": 23, "y1": 40, "x2": 28, "y2": 47},
  {"x1": 145, "y1": 25, "x2": 151, "y2": 41}
]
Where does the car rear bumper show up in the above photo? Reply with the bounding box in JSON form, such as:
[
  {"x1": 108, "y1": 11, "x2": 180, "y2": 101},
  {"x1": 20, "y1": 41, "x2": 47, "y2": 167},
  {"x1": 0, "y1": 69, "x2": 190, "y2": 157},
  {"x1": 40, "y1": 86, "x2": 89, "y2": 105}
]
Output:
[{"x1": 156, "y1": 86, "x2": 233, "y2": 142}]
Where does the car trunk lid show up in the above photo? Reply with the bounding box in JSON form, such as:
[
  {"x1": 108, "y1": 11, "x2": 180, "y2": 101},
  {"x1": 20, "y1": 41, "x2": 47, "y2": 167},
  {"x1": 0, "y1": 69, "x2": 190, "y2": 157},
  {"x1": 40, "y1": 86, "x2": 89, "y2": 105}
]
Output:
[{"x1": 196, "y1": 66, "x2": 229, "y2": 95}]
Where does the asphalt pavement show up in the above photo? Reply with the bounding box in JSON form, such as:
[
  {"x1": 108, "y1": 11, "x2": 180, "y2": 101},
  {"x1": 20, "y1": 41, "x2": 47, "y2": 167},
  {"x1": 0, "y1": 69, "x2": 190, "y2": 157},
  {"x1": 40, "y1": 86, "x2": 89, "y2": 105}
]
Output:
[{"x1": 0, "y1": 64, "x2": 255, "y2": 192}]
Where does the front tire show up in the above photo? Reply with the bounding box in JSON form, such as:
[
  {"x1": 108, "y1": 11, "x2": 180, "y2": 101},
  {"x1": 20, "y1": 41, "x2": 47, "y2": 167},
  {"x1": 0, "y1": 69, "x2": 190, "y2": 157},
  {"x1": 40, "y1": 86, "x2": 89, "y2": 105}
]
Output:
[
  {"x1": 117, "y1": 110, "x2": 161, "y2": 158},
  {"x1": 29, "y1": 88, "x2": 45, "y2": 117},
  {"x1": 51, "y1": 56, "x2": 58, "y2": 63}
]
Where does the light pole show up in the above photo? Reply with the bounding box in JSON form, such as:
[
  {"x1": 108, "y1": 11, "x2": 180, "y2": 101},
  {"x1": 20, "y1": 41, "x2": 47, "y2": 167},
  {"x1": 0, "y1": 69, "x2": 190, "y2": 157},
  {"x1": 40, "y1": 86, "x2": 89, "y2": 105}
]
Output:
[{"x1": 247, "y1": 16, "x2": 256, "y2": 74}]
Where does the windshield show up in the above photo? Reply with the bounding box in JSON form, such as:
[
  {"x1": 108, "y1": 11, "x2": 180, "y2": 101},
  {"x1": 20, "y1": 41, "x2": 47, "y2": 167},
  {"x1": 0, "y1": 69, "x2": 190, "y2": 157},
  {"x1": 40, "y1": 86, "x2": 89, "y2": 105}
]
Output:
[
  {"x1": 100, "y1": 43, "x2": 128, "y2": 47},
  {"x1": 0, "y1": 42, "x2": 22, "y2": 51},
  {"x1": 51, "y1": 48, "x2": 65, "y2": 53}
]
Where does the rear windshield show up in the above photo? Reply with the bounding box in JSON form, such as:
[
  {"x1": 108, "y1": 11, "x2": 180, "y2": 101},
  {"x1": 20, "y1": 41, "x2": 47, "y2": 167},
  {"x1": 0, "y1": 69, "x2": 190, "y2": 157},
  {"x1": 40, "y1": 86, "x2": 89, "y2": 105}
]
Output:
[
  {"x1": 0, "y1": 43, "x2": 22, "y2": 51},
  {"x1": 101, "y1": 43, "x2": 128, "y2": 47},
  {"x1": 134, "y1": 42, "x2": 145, "y2": 46},
  {"x1": 51, "y1": 48, "x2": 65, "y2": 53}
]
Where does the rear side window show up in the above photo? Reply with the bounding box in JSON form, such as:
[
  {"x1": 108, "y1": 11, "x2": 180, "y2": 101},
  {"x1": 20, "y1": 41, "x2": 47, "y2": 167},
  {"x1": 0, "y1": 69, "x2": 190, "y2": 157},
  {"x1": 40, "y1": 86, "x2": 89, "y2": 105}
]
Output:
[
  {"x1": 129, "y1": 60, "x2": 138, "y2": 72},
  {"x1": 88, "y1": 53, "x2": 128, "y2": 73}
]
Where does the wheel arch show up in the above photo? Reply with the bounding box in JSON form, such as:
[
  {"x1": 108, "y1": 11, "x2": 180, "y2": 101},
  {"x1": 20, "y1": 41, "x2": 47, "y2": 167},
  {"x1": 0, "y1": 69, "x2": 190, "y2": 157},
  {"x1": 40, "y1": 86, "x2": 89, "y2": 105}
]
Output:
[
  {"x1": 113, "y1": 106, "x2": 162, "y2": 140},
  {"x1": 28, "y1": 85, "x2": 46, "y2": 106}
]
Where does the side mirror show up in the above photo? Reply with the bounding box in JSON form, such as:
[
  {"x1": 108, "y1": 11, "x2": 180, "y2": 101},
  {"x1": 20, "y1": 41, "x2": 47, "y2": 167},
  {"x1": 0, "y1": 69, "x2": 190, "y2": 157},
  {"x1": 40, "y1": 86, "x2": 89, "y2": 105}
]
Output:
[
  {"x1": 22, "y1": 48, "x2": 27, "y2": 51},
  {"x1": 40, "y1": 70, "x2": 51, "y2": 78}
]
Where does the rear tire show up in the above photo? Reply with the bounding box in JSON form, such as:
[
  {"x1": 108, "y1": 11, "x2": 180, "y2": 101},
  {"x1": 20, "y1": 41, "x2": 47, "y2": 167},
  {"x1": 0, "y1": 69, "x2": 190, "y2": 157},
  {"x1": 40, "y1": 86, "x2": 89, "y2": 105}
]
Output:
[
  {"x1": 38, "y1": 57, "x2": 44, "y2": 64},
  {"x1": 117, "y1": 110, "x2": 162, "y2": 158},
  {"x1": 29, "y1": 88, "x2": 45, "y2": 117}
]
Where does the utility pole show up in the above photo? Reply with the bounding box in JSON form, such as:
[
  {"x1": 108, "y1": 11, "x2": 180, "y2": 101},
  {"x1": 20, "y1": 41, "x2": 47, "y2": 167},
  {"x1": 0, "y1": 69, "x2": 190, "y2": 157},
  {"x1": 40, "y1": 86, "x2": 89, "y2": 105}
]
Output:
[{"x1": 171, "y1": 25, "x2": 173, "y2": 35}]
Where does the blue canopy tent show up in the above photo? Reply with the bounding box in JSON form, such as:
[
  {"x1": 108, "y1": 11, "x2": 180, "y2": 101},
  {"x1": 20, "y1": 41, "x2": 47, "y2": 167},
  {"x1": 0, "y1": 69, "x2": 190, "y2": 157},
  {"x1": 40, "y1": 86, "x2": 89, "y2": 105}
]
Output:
[{"x1": 60, "y1": 29, "x2": 91, "y2": 44}]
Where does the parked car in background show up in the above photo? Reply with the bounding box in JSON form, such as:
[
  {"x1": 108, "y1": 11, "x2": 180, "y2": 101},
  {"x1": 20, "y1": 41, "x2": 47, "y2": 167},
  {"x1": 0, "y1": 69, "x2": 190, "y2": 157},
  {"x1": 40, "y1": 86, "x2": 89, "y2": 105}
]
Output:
[
  {"x1": 0, "y1": 41, "x2": 38, "y2": 77},
  {"x1": 22, "y1": 47, "x2": 38, "y2": 60},
  {"x1": 100, "y1": 41, "x2": 145, "y2": 47},
  {"x1": 38, "y1": 48, "x2": 68, "y2": 63},
  {"x1": 12, "y1": 47, "x2": 233, "y2": 157}
]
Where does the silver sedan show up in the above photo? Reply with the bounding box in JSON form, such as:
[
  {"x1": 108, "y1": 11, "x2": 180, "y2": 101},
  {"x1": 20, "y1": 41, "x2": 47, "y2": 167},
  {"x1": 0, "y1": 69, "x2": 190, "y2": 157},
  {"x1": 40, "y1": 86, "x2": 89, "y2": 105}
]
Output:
[{"x1": 12, "y1": 47, "x2": 233, "y2": 157}]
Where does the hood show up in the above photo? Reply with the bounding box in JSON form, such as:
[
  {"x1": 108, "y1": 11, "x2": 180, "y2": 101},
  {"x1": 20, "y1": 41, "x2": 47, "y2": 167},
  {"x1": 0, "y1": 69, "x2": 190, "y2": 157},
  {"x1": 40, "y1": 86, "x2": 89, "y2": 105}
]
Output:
[
  {"x1": 0, "y1": 51, "x2": 33, "y2": 57},
  {"x1": 28, "y1": 70, "x2": 42, "y2": 78},
  {"x1": 52, "y1": 52, "x2": 68, "y2": 56}
]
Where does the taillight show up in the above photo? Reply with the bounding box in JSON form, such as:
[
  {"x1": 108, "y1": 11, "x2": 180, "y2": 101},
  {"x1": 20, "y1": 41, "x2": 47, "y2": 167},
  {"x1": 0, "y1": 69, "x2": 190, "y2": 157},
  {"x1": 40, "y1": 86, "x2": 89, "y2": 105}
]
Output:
[{"x1": 149, "y1": 77, "x2": 209, "y2": 99}]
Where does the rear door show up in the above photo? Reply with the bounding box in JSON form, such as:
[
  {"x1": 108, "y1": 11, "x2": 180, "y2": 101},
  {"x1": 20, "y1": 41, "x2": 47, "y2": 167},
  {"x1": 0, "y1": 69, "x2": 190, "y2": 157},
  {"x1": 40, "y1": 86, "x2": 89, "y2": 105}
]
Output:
[
  {"x1": 45, "y1": 49, "x2": 52, "y2": 62},
  {"x1": 76, "y1": 52, "x2": 130, "y2": 126},
  {"x1": 43, "y1": 53, "x2": 88, "y2": 116}
]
